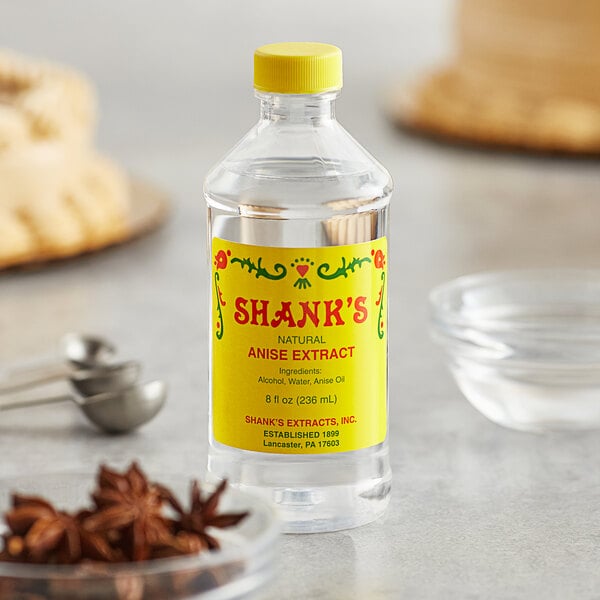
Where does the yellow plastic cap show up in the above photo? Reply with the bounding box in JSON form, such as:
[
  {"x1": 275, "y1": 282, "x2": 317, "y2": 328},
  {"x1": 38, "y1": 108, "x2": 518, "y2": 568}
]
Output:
[{"x1": 254, "y1": 42, "x2": 343, "y2": 94}]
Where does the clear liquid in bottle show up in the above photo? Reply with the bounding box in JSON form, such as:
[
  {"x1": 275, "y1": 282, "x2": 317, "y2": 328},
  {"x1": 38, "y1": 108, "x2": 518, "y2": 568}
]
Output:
[{"x1": 204, "y1": 43, "x2": 392, "y2": 533}]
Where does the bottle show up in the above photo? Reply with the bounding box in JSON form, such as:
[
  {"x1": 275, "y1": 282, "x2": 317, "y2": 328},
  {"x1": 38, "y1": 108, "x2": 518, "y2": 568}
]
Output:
[{"x1": 204, "y1": 42, "x2": 392, "y2": 533}]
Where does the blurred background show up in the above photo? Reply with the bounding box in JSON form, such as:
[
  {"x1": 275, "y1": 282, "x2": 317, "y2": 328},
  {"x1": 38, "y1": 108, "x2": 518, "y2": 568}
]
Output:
[
  {"x1": 0, "y1": 1, "x2": 455, "y2": 362},
  {"x1": 0, "y1": 1, "x2": 450, "y2": 156}
]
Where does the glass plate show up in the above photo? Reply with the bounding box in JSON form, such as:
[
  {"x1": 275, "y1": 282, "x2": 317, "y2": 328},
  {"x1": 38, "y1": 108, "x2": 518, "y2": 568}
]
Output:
[{"x1": 0, "y1": 472, "x2": 279, "y2": 599}]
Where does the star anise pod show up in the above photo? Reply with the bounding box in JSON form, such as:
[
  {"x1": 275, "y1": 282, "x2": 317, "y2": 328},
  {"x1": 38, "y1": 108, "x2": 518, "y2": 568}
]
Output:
[
  {"x1": 5, "y1": 494, "x2": 56, "y2": 535},
  {"x1": 1, "y1": 494, "x2": 120, "y2": 565},
  {"x1": 161, "y1": 480, "x2": 248, "y2": 550},
  {"x1": 0, "y1": 463, "x2": 252, "y2": 571},
  {"x1": 83, "y1": 462, "x2": 172, "y2": 561},
  {"x1": 2, "y1": 494, "x2": 81, "y2": 564},
  {"x1": 73, "y1": 510, "x2": 124, "y2": 563},
  {"x1": 150, "y1": 530, "x2": 207, "y2": 559}
]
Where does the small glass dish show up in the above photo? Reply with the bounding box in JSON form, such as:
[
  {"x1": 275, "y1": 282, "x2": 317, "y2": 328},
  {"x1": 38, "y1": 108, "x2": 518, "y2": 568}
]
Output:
[
  {"x1": 430, "y1": 270, "x2": 600, "y2": 432},
  {"x1": 0, "y1": 472, "x2": 279, "y2": 599}
]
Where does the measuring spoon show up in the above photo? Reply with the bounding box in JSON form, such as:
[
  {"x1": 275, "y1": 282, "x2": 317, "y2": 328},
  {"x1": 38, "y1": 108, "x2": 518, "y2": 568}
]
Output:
[{"x1": 0, "y1": 380, "x2": 167, "y2": 434}]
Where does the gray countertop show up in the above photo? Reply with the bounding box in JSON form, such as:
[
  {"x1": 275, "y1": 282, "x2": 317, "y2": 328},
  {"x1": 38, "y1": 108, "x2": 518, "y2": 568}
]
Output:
[{"x1": 2, "y1": 2, "x2": 600, "y2": 598}]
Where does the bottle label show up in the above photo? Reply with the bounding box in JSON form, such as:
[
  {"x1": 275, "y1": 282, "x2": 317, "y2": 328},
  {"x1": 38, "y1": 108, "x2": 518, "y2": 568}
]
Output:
[{"x1": 211, "y1": 237, "x2": 387, "y2": 454}]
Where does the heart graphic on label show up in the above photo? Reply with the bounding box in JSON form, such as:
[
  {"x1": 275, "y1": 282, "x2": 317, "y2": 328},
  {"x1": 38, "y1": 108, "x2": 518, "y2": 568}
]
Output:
[{"x1": 296, "y1": 264, "x2": 309, "y2": 277}]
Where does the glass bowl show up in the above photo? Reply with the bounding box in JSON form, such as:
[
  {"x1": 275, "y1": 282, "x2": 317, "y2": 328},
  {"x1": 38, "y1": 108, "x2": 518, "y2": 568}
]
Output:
[
  {"x1": 430, "y1": 270, "x2": 600, "y2": 432},
  {"x1": 0, "y1": 472, "x2": 279, "y2": 599}
]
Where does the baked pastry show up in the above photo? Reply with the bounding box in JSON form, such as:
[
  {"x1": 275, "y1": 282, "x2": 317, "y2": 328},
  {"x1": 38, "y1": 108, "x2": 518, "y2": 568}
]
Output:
[
  {"x1": 390, "y1": 0, "x2": 600, "y2": 153},
  {"x1": 0, "y1": 50, "x2": 130, "y2": 268}
]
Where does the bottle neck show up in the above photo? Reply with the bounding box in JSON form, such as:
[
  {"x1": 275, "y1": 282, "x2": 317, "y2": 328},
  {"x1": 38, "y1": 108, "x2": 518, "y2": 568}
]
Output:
[{"x1": 256, "y1": 90, "x2": 339, "y2": 125}]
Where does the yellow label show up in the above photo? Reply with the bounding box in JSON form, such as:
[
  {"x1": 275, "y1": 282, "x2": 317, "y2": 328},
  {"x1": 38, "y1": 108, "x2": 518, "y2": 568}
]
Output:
[{"x1": 211, "y1": 237, "x2": 387, "y2": 454}]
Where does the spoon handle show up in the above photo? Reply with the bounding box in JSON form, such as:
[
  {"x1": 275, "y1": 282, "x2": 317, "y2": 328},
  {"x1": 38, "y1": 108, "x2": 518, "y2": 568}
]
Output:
[
  {"x1": 0, "y1": 392, "x2": 73, "y2": 411},
  {"x1": 0, "y1": 362, "x2": 71, "y2": 394}
]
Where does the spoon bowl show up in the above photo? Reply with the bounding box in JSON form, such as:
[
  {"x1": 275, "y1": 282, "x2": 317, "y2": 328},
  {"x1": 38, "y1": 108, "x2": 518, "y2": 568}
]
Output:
[
  {"x1": 69, "y1": 361, "x2": 141, "y2": 397},
  {"x1": 79, "y1": 380, "x2": 167, "y2": 433},
  {"x1": 0, "y1": 333, "x2": 119, "y2": 394},
  {"x1": 60, "y1": 333, "x2": 116, "y2": 369}
]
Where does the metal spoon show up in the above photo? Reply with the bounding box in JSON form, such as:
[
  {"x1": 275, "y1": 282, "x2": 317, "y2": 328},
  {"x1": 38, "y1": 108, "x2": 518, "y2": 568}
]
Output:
[
  {"x1": 0, "y1": 360, "x2": 140, "y2": 397},
  {"x1": 0, "y1": 333, "x2": 117, "y2": 393},
  {"x1": 69, "y1": 362, "x2": 141, "y2": 397},
  {"x1": 0, "y1": 380, "x2": 167, "y2": 434}
]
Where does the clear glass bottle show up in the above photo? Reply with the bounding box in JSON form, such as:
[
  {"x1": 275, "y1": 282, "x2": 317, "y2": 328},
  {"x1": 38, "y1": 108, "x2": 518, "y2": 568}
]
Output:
[{"x1": 204, "y1": 43, "x2": 392, "y2": 533}]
